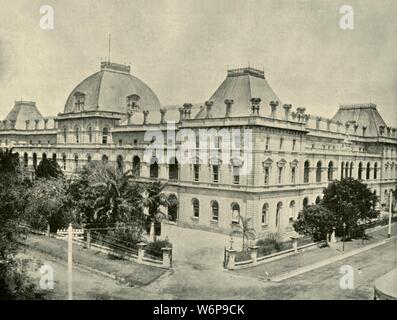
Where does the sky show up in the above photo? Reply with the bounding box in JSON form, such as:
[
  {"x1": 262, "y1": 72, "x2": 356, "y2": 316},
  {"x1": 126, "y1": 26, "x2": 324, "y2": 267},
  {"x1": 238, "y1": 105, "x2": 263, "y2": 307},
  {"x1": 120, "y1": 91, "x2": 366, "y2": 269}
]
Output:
[{"x1": 0, "y1": 0, "x2": 396, "y2": 125}]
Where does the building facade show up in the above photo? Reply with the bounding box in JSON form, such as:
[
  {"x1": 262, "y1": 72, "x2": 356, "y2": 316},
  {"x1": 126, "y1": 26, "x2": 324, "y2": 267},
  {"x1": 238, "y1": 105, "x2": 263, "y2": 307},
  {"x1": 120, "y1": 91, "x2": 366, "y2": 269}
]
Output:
[{"x1": 1, "y1": 60, "x2": 396, "y2": 237}]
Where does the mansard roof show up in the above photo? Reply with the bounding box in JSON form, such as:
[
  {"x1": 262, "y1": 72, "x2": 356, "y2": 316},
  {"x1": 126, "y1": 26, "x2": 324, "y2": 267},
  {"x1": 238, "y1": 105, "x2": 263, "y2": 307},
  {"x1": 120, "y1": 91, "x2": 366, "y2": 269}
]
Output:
[
  {"x1": 4, "y1": 101, "x2": 43, "y2": 130},
  {"x1": 195, "y1": 67, "x2": 281, "y2": 119},
  {"x1": 331, "y1": 103, "x2": 387, "y2": 136}
]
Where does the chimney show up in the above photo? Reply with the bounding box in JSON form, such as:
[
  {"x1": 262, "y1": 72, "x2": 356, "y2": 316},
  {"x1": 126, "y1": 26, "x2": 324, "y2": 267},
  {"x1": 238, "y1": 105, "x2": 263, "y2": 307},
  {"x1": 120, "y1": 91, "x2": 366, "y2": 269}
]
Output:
[
  {"x1": 362, "y1": 125, "x2": 367, "y2": 136},
  {"x1": 336, "y1": 121, "x2": 342, "y2": 133},
  {"x1": 250, "y1": 97, "x2": 261, "y2": 115},
  {"x1": 269, "y1": 101, "x2": 279, "y2": 118},
  {"x1": 316, "y1": 116, "x2": 322, "y2": 130},
  {"x1": 345, "y1": 121, "x2": 351, "y2": 133},
  {"x1": 379, "y1": 125, "x2": 385, "y2": 135},
  {"x1": 143, "y1": 110, "x2": 149, "y2": 125},
  {"x1": 3, "y1": 120, "x2": 8, "y2": 129},
  {"x1": 291, "y1": 111, "x2": 297, "y2": 121},
  {"x1": 354, "y1": 123, "x2": 359, "y2": 134},
  {"x1": 283, "y1": 104, "x2": 292, "y2": 121},
  {"x1": 25, "y1": 120, "x2": 30, "y2": 130},
  {"x1": 127, "y1": 112, "x2": 132, "y2": 125},
  {"x1": 44, "y1": 119, "x2": 48, "y2": 130},
  {"x1": 326, "y1": 119, "x2": 332, "y2": 131},
  {"x1": 10, "y1": 120, "x2": 16, "y2": 129},
  {"x1": 183, "y1": 103, "x2": 192, "y2": 119},
  {"x1": 160, "y1": 108, "x2": 167, "y2": 124},
  {"x1": 224, "y1": 99, "x2": 234, "y2": 117},
  {"x1": 303, "y1": 114, "x2": 310, "y2": 123},
  {"x1": 179, "y1": 108, "x2": 184, "y2": 122},
  {"x1": 35, "y1": 119, "x2": 40, "y2": 130},
  {"x1": 387, "y1": 127, "x2": 391, "y2": 136},
  {"x1": 205, "y1": 101, "x2": 213, "y2": 119}
]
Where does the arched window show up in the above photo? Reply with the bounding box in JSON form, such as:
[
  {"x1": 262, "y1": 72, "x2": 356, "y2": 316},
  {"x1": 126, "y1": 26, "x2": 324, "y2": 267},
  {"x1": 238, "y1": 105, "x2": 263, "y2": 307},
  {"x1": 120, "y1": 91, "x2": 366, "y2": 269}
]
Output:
[
  {"x1": 276, "y1": 202, "x2": 283, "y2": 228},
  {"x1": 211, "y1": 201, "x2": 219, "y2": 222},
  {"x1": 192, "y1": 198, "x2": 199, "y2": 218},
  {"x1": 231, "y1": 203, "x2": 240, "y2": 224},
  {"x1": 304, "y1": 160, "x2": 310, "y2": 183},
  {"x1": 75, "y1": 126, "x2": 80, "y2": 144},
  {"x1": 102, "y1": 127, "x2": 109, "y2": 144},
  {"x1": 52, "y1": 153, "x2": 57, "y2": 161},
  {"x1": 116, "y1": 155, "x2": 124, "y2": 173},
  {"x1": 345, "y1": 161, "x2": 349, "y2": 178},
  {"x1": 87, "y1": 126, "x2": 93, "y2": 143},
  {"x1": 150, "y1": 157, "x2": 159, "y2": 178},
  {"x1": 168, "y1": 194, "x2": 178, "y2": 222},
  {"x1": 262, "y1": 204, "x2": 268, "y2": 225},
  {"x1": 87, "y1": 154, "x2": 92, "y2": 162},
  {"x1": 102, "y1": 155, "x2": 108, "y2": 164},
  {"x1": 133, "y1": 156, "x2": 141, "y2": 176},
  {"x1": 315, "y1": 196, "x2": 321, "y2": 204},
  {"x1": 289, "y1": 200, "x2": 295, "y2": 223},
  {"x1": 169, "y1": 157, "x2": 179, "y2": 180},
  {"x1": 341, "y1": 162, "x2": 345, "y2": 179},
  {"x1": 316, "y1": 161, "x2": 322, "y2": 182},
  {"x1": 374, "y1": 162, "x2": 378, "y2": 179},
  {"x1": 23, "y1": 153, "x2": 28, "y2": 167},
  {"x1": 366, "y1": 162, "x2": 371, "y2": 180},
  {"x1": 328, "y1": 161, "x2": 334, "y2": 181},
  {"x1": 358, "y1": 162, "x2": 363, "y2": 180},
  {"x1": 33, "y1": 153, "x2": 37, "y2": 169},
  {"x1": 349, "y1": 162, "x2": 354, "y2": 178},
  {"x1": 62, "y1": 127, "x2": 67, "y2": 143},
  {"x1": 303, "y1": 197, "x2": 309, "y2": 208},
  {"x1": 62, "y1": 153, "x2": 66, "y2": 170}
]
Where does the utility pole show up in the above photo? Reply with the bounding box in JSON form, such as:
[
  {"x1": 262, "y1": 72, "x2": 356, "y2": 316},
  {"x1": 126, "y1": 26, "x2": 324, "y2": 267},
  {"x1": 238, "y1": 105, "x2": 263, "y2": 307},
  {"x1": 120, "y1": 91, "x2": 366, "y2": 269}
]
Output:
[
  {"x1": 68, "y1": 223, "x2": 73, "y2": 300},
  {"x1": 388, "y1": 191, "x2": 393, "y2": 238}
]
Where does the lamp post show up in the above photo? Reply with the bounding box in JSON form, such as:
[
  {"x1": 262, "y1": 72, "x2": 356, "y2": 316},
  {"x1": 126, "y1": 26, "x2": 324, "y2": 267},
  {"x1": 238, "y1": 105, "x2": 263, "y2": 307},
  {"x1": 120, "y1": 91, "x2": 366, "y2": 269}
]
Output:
[
  {"x1": 388, "y1": 190, "x2": 393, "y2": 238},
  {"x1": 342, "y1": 222, "x2": 346, "y2": 252}
]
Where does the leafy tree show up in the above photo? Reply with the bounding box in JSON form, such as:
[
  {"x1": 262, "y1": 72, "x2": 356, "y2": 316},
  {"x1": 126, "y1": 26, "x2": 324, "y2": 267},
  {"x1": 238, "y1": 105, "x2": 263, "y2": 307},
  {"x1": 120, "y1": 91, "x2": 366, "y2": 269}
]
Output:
[
  {"x1": 293, "y1": 204, "x2": 336, "y2": 241},
  {"x1": 0, "y1": 149, "x2": 43, "y2": 299},
  {"x1": 35, "y1": 157, "x2": 63, "y2": 179},
  {"x1": 142, "y1": 181, "x2": 169, "y2": 242},
  {"x1": 24, "y1": 178, "x2": 72, "y2": 232},
  {"x1": 230, "y1": 216, "x2": 256, "y2": 251},
  {"x1": 321, "y1": 178, "x2": 379, "y2": 238}
]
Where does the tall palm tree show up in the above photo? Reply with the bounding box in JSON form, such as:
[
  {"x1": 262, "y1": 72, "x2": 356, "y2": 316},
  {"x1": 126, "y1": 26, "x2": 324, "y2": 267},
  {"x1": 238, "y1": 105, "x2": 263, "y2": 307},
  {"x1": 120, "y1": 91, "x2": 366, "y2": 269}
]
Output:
[
  {"x1": 85, "y1": 161, "x2": 143, "y2": 223},
  {"x1": 230, "y1": 216, "x2": 256, "y2": 251},
  {"x1": 142, "y1": 180, "x2": 169, "y2": 242}
]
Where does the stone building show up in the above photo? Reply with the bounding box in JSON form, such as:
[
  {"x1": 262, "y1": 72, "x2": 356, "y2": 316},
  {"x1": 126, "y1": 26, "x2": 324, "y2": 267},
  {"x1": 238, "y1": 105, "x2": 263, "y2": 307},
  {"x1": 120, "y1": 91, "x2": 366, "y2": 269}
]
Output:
[{"x1": 1, "y1": 60, "x2": 396, "y2": 236}]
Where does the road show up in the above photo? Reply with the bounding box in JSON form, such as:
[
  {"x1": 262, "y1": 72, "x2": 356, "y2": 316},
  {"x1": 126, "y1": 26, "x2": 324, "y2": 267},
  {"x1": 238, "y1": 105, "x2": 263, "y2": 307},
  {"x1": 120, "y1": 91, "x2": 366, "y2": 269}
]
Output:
[{"x1": 23, "y1": 235, "x2": 397, "y2": 300}]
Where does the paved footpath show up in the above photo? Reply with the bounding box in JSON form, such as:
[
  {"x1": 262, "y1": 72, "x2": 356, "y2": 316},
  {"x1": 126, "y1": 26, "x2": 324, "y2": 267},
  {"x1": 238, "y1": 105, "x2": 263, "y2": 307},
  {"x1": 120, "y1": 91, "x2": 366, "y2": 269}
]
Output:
[{"x1": 236, "y1": 223, "x2": 397, "y2": 281}]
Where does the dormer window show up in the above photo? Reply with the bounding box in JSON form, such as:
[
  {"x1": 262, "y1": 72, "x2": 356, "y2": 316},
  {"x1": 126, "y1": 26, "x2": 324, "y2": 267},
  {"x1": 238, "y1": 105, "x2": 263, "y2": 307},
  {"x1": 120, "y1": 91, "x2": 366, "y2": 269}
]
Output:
[
  {"x1": 74, "y1": 92, "x2": 85, "y2": 112},
  {"x1": 126, "y1": 94, "x2": 141, "y2": 113}
]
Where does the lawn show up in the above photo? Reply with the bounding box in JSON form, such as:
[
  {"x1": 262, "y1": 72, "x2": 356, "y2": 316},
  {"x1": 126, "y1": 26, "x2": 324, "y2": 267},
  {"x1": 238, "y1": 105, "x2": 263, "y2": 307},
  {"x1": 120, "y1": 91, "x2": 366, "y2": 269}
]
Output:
[{"x1": 21, "y1": 234, "x2": 166, "y2": 286}]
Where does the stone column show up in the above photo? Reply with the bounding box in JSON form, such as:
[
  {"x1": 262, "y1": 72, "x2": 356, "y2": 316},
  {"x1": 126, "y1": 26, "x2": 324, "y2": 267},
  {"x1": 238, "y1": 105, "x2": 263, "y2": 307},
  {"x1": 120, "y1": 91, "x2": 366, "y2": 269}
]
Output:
[
  {"x1": 162, "y1": 247, "x2": 172, "y2": 268},
  {"x1": 225, "y1": 249, "x2": 236, "y2": 270},
  {"x1": 137, "y1": 242, "x2": 147, "y2": 263},
  {"x1": 224, "y1": 99, "x2": 234, "y2": 118},
  {"x1": 249, "y1": 246, "x2": 258, "y2": 266}
]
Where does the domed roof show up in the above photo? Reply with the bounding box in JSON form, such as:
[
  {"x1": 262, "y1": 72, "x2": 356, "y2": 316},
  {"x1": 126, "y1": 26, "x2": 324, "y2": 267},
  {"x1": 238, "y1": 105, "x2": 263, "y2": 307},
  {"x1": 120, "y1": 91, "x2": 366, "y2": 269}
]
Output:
[
  {"x1": 64, "y1": 61, "x2": 161, "y2": 114},
  {"x1": 195, "y1": 67, "x2": 281, "y2": 119}
]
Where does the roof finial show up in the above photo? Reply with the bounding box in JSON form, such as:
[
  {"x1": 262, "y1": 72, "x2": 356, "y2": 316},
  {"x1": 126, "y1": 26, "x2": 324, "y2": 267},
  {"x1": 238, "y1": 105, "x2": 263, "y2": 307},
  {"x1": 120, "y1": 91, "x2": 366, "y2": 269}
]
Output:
[{"x1": 108, "y1": 34, "x2": 111, "y2": 63}]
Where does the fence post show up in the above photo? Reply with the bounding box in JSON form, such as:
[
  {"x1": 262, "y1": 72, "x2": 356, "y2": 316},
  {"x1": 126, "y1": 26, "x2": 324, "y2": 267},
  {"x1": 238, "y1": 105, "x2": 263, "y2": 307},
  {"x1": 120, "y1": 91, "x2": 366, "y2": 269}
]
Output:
[
  {"x1": 137, "y1": 242, "x2": 147, "y2": 263},
  {"x1": 86, "y1": 230, "x2": 91, "y2": 249},
  {"x1": 161, "y1": 247, "x2": 172, "y2": 268},
  {"x1": 290, "y1": 236, "x2": 298, "y2": 253},
  {"x1": 46, "y1": 223, "x2": 50, "y2": 237},
  {"x1": 249, "y1": 246, "x2": 258, "y2": 266},
  {"x1": 225, "y1": 249, "x2": 236, "y2": 270},
  {"x1": 330, "y1": 227, "x2": 337, "y2": 243}
]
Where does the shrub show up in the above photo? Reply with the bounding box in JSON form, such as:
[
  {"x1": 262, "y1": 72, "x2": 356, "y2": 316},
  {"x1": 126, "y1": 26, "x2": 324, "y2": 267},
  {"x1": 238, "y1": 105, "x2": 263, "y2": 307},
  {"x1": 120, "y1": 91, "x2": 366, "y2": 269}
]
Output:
[{"x1": 146, "y1": 239, "x2": 172, "y2": 258}]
